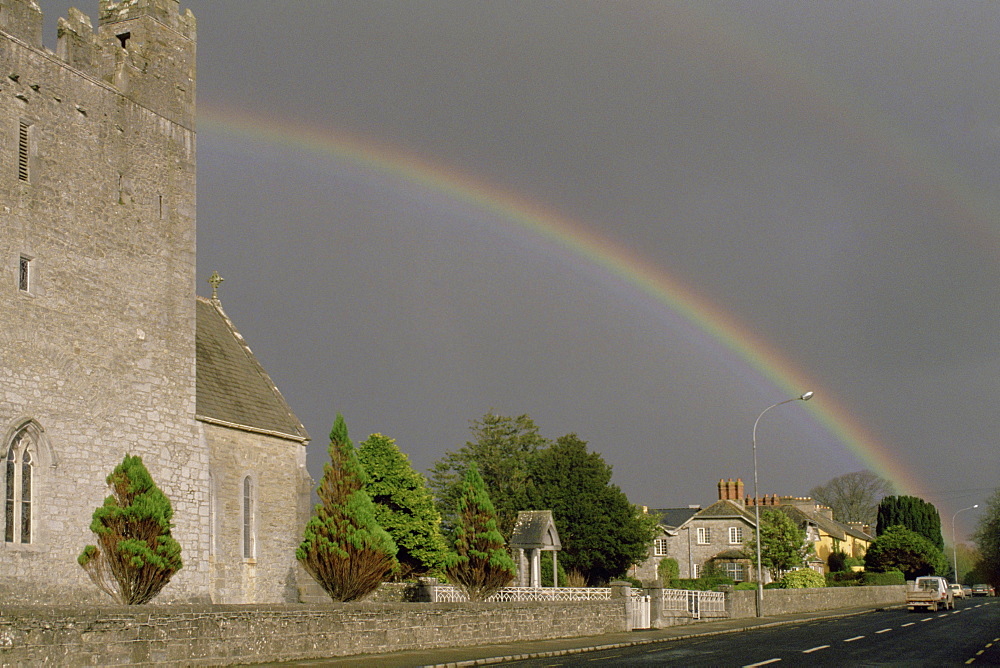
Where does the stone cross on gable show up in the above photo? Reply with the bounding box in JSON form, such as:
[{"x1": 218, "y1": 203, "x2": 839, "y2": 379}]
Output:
[{"x1": 208, "y1": 271, "x2": 224, "y2": 302}]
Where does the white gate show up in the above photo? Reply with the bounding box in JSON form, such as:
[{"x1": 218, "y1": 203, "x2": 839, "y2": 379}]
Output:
[{"x1": 628, "y1": 593, "x2": 651, "y2": 629}]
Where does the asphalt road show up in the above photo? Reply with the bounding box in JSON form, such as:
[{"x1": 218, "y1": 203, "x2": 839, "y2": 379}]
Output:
[{"x1": 508, "y1": 599, "x2": 1000, "y2": 667}]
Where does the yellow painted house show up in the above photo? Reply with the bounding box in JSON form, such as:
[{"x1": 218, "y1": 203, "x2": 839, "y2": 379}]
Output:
[{"x1": 770, "y1": 498, "x2": 873, "y2": 572}]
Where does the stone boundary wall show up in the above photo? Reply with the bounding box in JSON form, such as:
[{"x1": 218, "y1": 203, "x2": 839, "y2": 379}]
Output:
[
  {"x1": 728, "y1": 585, "x2": 906, "y2": 619},
  {"x1": 0, "y1": 601, "x2": 626, "y2": 666}
]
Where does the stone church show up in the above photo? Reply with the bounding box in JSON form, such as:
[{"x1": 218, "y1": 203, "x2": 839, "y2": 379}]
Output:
[{"x1": 0, "y1": 0, "x2": 312, "y2": 604}]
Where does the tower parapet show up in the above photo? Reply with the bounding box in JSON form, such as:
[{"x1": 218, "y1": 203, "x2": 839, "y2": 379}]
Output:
[
  {"x1": 96, "y1": 0, "x2": 196, "y2": 128},
  {"x1": 0, "y1": 0, "x2": 44, "y2": 48}
]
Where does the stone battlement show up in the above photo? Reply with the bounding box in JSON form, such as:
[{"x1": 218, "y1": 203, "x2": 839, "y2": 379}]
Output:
[{"x1": 0, "y1": 0, "x2": 195, "y2": 127}]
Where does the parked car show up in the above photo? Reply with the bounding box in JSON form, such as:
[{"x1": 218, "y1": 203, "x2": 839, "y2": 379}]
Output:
[
  {"x1": 906, "y1": 576, "x2": 954, "y2": 611},
  {"x1": 972, "y1": 584, "x2": 991, "y2": 596},
  {"x1": 964, "y1": 585, "x2": 973, "y2": 598},
  {"x1": 949, "y1": 583, "x2": 966, "y2": 599}
]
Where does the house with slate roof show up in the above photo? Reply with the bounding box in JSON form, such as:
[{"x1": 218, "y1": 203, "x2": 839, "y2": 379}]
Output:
[
  {"x1": 635, "y1": 478, "x2": 875, "y2": 585},
  {"x1": 769, "y1": 498, "x2": 873, "y2": 573}
]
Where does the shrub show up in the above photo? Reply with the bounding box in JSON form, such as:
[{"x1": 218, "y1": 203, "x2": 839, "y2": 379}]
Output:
[
  {"x1": 562, "y1": 569, "x2": 587, "y2": 588},
  {"x1": 778, "y1": 569, "x2": 826, "y2": 589},
  {"x1": 658, "y1": 558, "x2": 679, "y2": 587},
  {"x1": 828, "y1": 551, "x2": 849, "y2": 573},
  {"x1": 78, "y1": 455, "x2": 182, "y2": 605},
  {"x1": 862, "y1": 569, "x2": 905, "y2": 586},
  {"x1": 826, "y1": 570, "x2": 863, "y2": 587},
  {"x1": 734, "y1": 581, "x2": 757, "y2": 590}
]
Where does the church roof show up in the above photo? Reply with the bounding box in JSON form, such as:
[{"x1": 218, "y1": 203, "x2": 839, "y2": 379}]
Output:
[{"x1": 195, "y1": 297, "x2": 309, "y2": 443}]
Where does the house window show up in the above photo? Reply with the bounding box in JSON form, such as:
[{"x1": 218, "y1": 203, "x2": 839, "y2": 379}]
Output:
[
  {"x1": 729, "y1": 526, "x2": 744, "y2": 544},
  {"x1": 18, "y1": 121, "x2": 30, "y2": 182},
  {"x1": 4, "y1": 427, "x2": 34, "y2": 544},
  {"x1": 723, "y1": 562, "x2": 745, "y2": 582},
  {"x1": 653, "y1": 538, "x2": 669, "y2": 556},
  {"x1": 692, "y1": 563, "x2": 701, "y2": 578},
  {"x1": 242, "y1": 475, "x2": 254, "y2": 559},
  {"x1": 696, "y1": 527, "x2": 711, "y2": 544}
]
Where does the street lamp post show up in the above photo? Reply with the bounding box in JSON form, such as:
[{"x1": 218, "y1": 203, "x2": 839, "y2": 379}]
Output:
[
  {"x1": 952, "y1": 504, "x2": 978, "y2": 585},
  {"x1": 752, "y1": 391, "x2": 813, "y2": 617}
]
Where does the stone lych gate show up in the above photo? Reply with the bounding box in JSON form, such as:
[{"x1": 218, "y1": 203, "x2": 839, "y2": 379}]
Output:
[{"x1": 510, "y1": 510, "x2": 561, "y2": 587}]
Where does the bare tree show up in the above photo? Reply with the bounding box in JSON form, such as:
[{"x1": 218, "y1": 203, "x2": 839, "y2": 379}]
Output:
[{"x1": 810, "y1": 470, "x2": 893, "y2": 528}]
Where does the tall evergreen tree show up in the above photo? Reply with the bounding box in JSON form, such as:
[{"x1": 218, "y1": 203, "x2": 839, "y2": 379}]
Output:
[
  {"x1": 876, "y1": 495, "x2": 944, "y2": 550},
  {"x1": 297, "y1": 414, "x2": 398, "y2": 601},
  {"x1": 528, "y1": 434, "x2": 658, "y2": 585},
  {"x1": 78, "y1": 454, "x2": 182, "y2": 605},
  {"x1": 430, "y1": 412, "x2": 550, "y2": 540},
  {"x1": 358, "y1": 432, "x2": 449, "y2": 579},
  {"x1": 444, "y1": 464, "x2": 516, "y2": 601}
]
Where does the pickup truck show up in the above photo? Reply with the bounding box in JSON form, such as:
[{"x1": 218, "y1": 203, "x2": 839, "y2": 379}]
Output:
[{"x1": 906, "y1": 576, "x2": 954, "y2": 611}]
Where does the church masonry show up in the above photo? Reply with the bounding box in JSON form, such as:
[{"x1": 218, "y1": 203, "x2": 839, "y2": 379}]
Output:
[{"x1": 0, "y1": 0, "x2": 311, "y2": 604}]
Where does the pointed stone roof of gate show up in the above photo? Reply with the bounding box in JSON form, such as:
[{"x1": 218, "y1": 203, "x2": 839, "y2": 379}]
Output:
[{"x1": 510, "y1": 510, "x2": 561, "y2": 551}]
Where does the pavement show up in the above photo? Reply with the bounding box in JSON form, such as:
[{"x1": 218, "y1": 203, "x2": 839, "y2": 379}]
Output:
[{"x1": 257, "y1": 604, "x2": 895, "y2": 667}]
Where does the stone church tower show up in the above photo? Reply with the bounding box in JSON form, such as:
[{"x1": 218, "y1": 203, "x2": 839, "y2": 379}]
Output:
[{"x1": 0, "y1": 0, "x2": 310, "y2": 604}]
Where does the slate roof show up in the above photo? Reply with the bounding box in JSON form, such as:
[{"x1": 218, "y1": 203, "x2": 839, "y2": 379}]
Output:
[
  {"x1": 696, "y1": 499, "x2": 757, "y2": 524},
  {"x1": 195, "y1": 297, "x2": 309, "y2": 443},
  {"x1": 651, "y1": 507, "x2": 701, "y2": 529},
  {"x1": 772, "y1": 504, "x2": 873, "y2": 543},
  {"x1": 510, "y1": 510, "x2": 561, "y2": 550}
]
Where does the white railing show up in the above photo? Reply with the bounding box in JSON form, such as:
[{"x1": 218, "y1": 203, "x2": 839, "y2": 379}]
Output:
[
  {"x1": 433, "y1": 585, "x2": 612, "y2": 603},
  {"x1": 661, "y1": 588, "x2": 728, "y2": 619},
  {"x1": 662, "y1": 588, "x2": 691, "y2": 612},
  {"x1": 698, "y1": 590, "x2": 727, "y2": 617}
]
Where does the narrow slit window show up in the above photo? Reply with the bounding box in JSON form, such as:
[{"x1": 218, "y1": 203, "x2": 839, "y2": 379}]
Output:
[
  {"x1": 242, "y1": 476, "x2": 254, "y2": 559},
  {"x1": 18, "y1": 121, "x2": 30, "y2": 182},
  {"x1": 18, "y1": 256, "x2": 30, "y2": 292},
  {"x1": 117, "y1": 32, "x2": 131, "y2": 49}
]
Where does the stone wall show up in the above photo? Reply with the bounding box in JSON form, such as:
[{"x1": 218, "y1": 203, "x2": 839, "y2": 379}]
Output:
[
  {"x1": 0, "y1": 602, "x2": 627, "y2": 666},
  {"x1": 728, "y1": 585, "x2": 906, "y2": 619},
  {"x1": 203, "y1": 423, "x2": 310, "y2": 604}
]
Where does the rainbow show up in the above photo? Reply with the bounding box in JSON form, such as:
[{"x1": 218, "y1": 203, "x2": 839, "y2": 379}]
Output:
[{"x1": 198, "y1": 105, "x2": 928, "y2": 499}]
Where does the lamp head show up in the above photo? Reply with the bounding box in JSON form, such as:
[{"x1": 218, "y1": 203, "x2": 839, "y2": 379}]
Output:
[{"x1": 800, "y1": 391, "x2": 814, "y2": 401}]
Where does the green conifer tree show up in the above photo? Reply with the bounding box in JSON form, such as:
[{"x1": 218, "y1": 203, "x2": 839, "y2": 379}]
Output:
[
  {"x1": 358, "y1": 432, "x2": 449, "y2": 579},
  {"x1": 445, "y1": 464, "x2": 516, "y2": 601},
  {"x1": 297, "y1": 414, "x2": 398, "y2": 601},
  {"x1": 876, "y1": 495, "x2": 944, "y2": 550},
  {"x1": 78, "y1": 454, "x2": 182, "y2": 605}
]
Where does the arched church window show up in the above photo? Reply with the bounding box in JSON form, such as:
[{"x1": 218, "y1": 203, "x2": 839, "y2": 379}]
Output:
[{"x1": 4, "y1": 427, "x2": 33, "y2": 544}]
